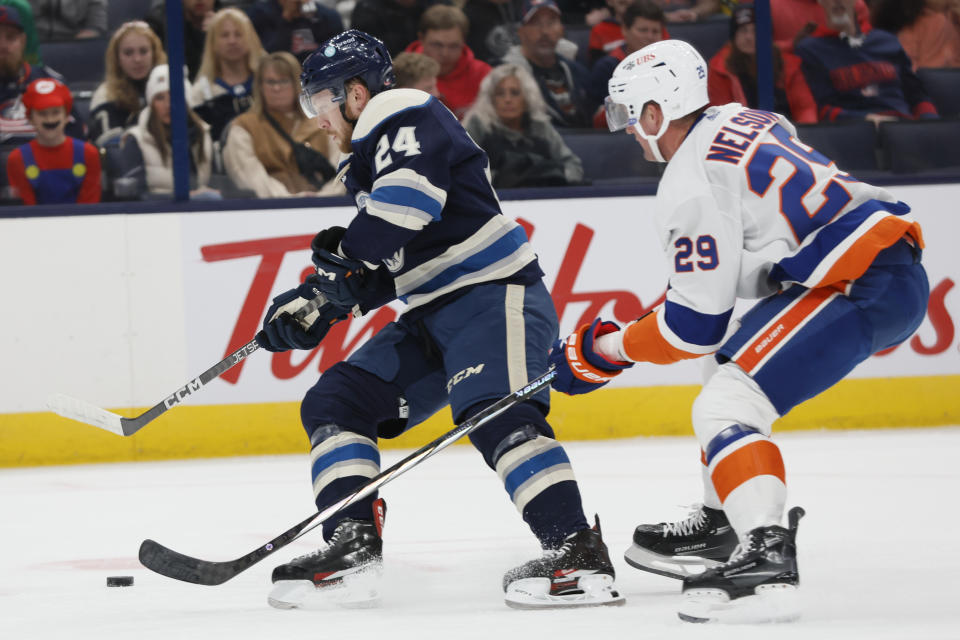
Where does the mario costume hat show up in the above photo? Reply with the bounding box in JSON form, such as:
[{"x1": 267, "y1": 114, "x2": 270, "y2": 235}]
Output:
[
  {"x1": 22, "y1": 78, "x2": 73, "y2": 116},
  {"x1": 0, "y1": 5, "x2": 25, "y2": 31},
  {"x1": 520, "y1": 0, "x2": 561, "y2": 24}
]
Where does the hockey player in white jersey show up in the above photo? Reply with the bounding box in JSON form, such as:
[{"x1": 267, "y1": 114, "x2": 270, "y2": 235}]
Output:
[{"x1": 547, "y1": 39, "x2": 929, "y2": 623}]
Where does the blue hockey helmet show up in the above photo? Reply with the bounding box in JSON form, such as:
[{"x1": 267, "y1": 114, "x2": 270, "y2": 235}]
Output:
[{"x1": 299, "y1": 30, "x2": 395, "y2": 118}]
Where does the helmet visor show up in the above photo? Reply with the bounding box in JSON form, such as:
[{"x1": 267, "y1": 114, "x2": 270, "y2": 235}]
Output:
[
  {"x1": 299, "y1": 87, "x2": 344, "y2": 119},
  {"x1": 604, "y1": 96, "x2": 634, "y2": 132}
]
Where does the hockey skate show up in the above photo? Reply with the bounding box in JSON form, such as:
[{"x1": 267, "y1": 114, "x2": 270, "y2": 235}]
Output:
[
  {"x1": 268, "y1": 499, "x2": 386, "y2": 610},
  {"x1": 678, "y1": 506, "x2": 805, "y2": 624},
  {"x1": 503, "y1": 516, "x2": 625, "y2": 609},
  {"x1": 624, "y1": 504, "x2": 739, "y2": 579}
]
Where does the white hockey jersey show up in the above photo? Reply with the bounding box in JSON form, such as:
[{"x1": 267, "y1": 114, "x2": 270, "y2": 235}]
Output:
[{"x1": 618, "y1": 103, "x2": 923, "y2": 364}]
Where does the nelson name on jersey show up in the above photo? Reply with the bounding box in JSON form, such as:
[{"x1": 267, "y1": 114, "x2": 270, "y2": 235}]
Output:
[
  {"x1": 339, "y1": 88, "x2": 541, "y2": 311},
  {"x1": 705, "y1": 108, "x2": 781, "y2": 165}
]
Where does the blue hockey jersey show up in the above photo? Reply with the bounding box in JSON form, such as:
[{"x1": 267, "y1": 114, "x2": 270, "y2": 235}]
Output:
[
  {"x1": 794, "y1": 26, "x2": 938, "y2": 122},
  {"x1": 339, "y1": 88, "x2": 542, "y2": 311}
]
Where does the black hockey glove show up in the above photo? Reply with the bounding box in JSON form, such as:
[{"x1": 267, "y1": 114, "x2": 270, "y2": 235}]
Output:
[
  {"x1": 310, "y1": 226, "x2": 347, "y2": 256},
  {"x1": 255, "y1": 275, "x2": 348, "y2": 352},
  {"x1": 312, "y1": 248, "x2": 396, "y2": 312}
]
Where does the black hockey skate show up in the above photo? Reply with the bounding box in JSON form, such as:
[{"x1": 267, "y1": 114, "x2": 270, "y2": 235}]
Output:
[
  {"x1": 678, "y1": 506, "x2": 805, "y2": 624},
  {"x1": 268, "y1": 498, "x2": 386, "y2": 609},
  {"x1": 502, "y1": 516, "x2": 624, "y2": 609},
  {"x1": 624, "y1": 504, "x2": 739, "y2": 579}
]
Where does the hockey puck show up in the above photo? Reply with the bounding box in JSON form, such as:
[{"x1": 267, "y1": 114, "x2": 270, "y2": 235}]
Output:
[{"x1": 106, "y1": 576, "x2": 134, "y2": 587}]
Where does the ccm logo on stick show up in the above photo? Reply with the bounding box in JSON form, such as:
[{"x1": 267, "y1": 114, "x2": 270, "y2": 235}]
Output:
[{"x1": 164, "y1": 378, "x2": 205, "y2": 408}]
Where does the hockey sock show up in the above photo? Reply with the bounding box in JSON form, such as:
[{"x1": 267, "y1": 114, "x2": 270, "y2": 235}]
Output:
[
  {"x1": 308, "y1": 424, "x2": 382, "y2": 539},
  {"x1": 700, "y1": 449, "x2": 723, "y2": 510},
  {"x1": 705, "y1": 424, "x2": 786, "y2": 536}
]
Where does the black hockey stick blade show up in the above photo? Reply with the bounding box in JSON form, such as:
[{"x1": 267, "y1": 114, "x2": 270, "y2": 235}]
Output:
[
  {"x1": 47, "y1": 294, "x2": 332, "y2": 437},
  {"x1": 138, "y1": 367, "x2": 557, "y2": 586}
]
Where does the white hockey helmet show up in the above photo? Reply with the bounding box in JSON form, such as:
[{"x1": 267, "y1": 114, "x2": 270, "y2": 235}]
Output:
[{"x1": 605, "y1": 40, "x2": 709, "y2": 160}]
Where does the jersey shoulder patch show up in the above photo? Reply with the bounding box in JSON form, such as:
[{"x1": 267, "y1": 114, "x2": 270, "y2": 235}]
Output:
[{"x1": 352, "y1": 89, "x2": 433, "y2": 143}]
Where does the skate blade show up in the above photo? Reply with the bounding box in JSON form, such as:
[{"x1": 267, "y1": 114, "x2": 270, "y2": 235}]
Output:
[
  {"x1": 268, "y1": 566, "x2": 383, "y2": 610},
  {"x1": 624, "y1": 544, "x2": 719, "y2": 580},
  {"x1": 678, "y1": 583, "x2": 801, "y2": 624},
  {"x1": 505, "y1": 575, "x2": 625, "y2": 610}
]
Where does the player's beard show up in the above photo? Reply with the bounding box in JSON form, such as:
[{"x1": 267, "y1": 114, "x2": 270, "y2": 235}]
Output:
[
  {"x1": 0, "y1": 56, "x2": 21, "y2": 79},
  {"x1": 334, "y1": 118, "x2": 355, "y2": 154}
]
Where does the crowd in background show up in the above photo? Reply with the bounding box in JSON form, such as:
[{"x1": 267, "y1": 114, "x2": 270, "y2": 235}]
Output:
[{"x1": 0, "y1": 0, "x2": 957, "y2": 205}]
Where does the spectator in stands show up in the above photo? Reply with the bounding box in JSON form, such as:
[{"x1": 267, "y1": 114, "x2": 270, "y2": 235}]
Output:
[
  {"x1": 404, "y1": 5, "x2": 491, "y2": 118},
  {"x1": 771, "y1": 0, "x2": 870, "y2": 51},
  {"x1": 1, "y1": 1, "x2": 39, "y2": 64},
  {"x1": 501, "y1": 0, "x2": 595, "y2": 128},
  {"x1": 245, "y1": 0, "x2": 342, "y2": 63},
  {"x1": 89, "y1": 22, "x2": 168, "y2": 146},
  {"x1": 870, "y1": 0, "x2": 960, "y2": 70},
  {"x1": 191, "y1": 8, "x2": 266, "y2": 142},
  {"x1": 351, "y1": 0, "x2": 440, "y2": 56},
  {"x1": 28, "y1": 0, "x2": 106, "y2": 40},
  {"x1": 656, "y1": 0, "x2": 723, "y2": 22},
  {"x1": 590, "y1": 1, "x2": 665, "y2": 106},
  {"x1": 464, "y1": 63, "x2": 584, "y2": 188},
  {"x1": 708, "y1": 4, "x2": 817, "y2": 122},
  {"x1": 463, "y1": 0, "x2": 521, "y2": 65},
  {"x1": 126, "y1": 64, "x2": 220, "y2": 198},
  {"x1": 795, "y1": 0, "x2": 939, "y2": 124},
  {"x1": 588, "y1": 0, "x2": 633, "y2": 63},
  {"x1": 393, "y1": 51, "x2": 441, "y2": 95},
  {"x1": 146, "y1": 0, "x2": 219, "y2": 79},
  {"x1": 0, "y1": 4, "x2": 84, "y2": 147},
  {"x1": 223, "y1": 51, "x2": 341, "y2": 198},
  {"x1": 6, "y1": 78, "x2": 100, "y2": 204}
]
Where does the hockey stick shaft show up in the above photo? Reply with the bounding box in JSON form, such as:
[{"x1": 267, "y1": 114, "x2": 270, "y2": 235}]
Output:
[
  {"x1": 47, "y1": 295, "x2": 332, "y2": 437},
  {"x1": 138, "y1": 367, "x2": 557, "y2": 586}
]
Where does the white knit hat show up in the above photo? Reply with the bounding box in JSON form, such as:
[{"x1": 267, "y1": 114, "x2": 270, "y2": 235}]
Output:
[{"x1": 145, "y1": 64, "x2": 192, "y2": 105}]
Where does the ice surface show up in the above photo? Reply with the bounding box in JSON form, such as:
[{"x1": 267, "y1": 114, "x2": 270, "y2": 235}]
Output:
[{"x1": 2, "y1": 428, "x2": 959, "y2": 639}]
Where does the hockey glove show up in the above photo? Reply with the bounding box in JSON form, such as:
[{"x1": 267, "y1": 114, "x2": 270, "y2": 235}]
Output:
[
  {"x1": 312, "y1": 248, "x2": 396, "y2": 311},
  {"x1": 310, "y1": 225, "x2": 347, "y2": 256},
  {"x1": 255, "y1": 275, "x2": 348, "y2": 352},
  {"x1": 548, "y1": 318, "x2": 633, "y2": 395}
]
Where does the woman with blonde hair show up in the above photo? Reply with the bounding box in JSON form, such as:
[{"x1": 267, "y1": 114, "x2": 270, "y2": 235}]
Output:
[
  {"x1": 223, "y1": 51, "x2": 341, "y2": 198},
  {"x1": 464, "y1": 64, "x2": 584, "y2": 189},
  {"x1": 89, "y1": 21, "x2": 167, "y2": 145},
  {"x1": 190, "y1": 7, "x2": 266, "y2": 140}
]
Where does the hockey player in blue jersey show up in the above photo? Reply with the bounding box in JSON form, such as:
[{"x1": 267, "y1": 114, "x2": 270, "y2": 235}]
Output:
[{"x1": 254, "y1": 30, "x2": 623, "y2": 610}]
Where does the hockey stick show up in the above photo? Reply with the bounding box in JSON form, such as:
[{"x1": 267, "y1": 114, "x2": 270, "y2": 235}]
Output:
[
  {"x1": 47, "y1": 295, "x2": 335, "y2": 437},
  {"x1": 138, "y1": 367, "x2": 557, "y2": 586}
]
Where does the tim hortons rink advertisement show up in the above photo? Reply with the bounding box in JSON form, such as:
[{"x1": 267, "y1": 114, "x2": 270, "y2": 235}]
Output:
[
  {"x1": 178, "y1": 186, "x2": 960, "y2": 407},
  {"x1": 0, "y1": 185, "x2": 957, "y2": 427}
]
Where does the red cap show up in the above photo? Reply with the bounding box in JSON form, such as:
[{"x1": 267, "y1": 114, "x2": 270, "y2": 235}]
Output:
[{"x1": 22, "y1": 78, "x2": 73, "y2": 116}]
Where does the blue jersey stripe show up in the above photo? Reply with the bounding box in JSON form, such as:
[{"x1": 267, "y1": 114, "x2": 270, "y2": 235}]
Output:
[
  {"x1": 705, "y1": 424, "x2": 758, "y2": 465},
  {"x1": 663, "y1": 300, "x2": 732, "y2": 347},
  {"x1": 770, "y1": 199, "x2": 911, "y2": 285},
  {"x1": 503, "y1": 446, "x2": 571, "y2": 497},
  {"x1": 310, "y1": 442, "x2": 380, "y2": 478},
  {"x1": 406, "y1": 226, "x2": 529, "y2": 298},
  {"x1": 370, "y1": 184, "x2": 443, "y2": 220}
]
